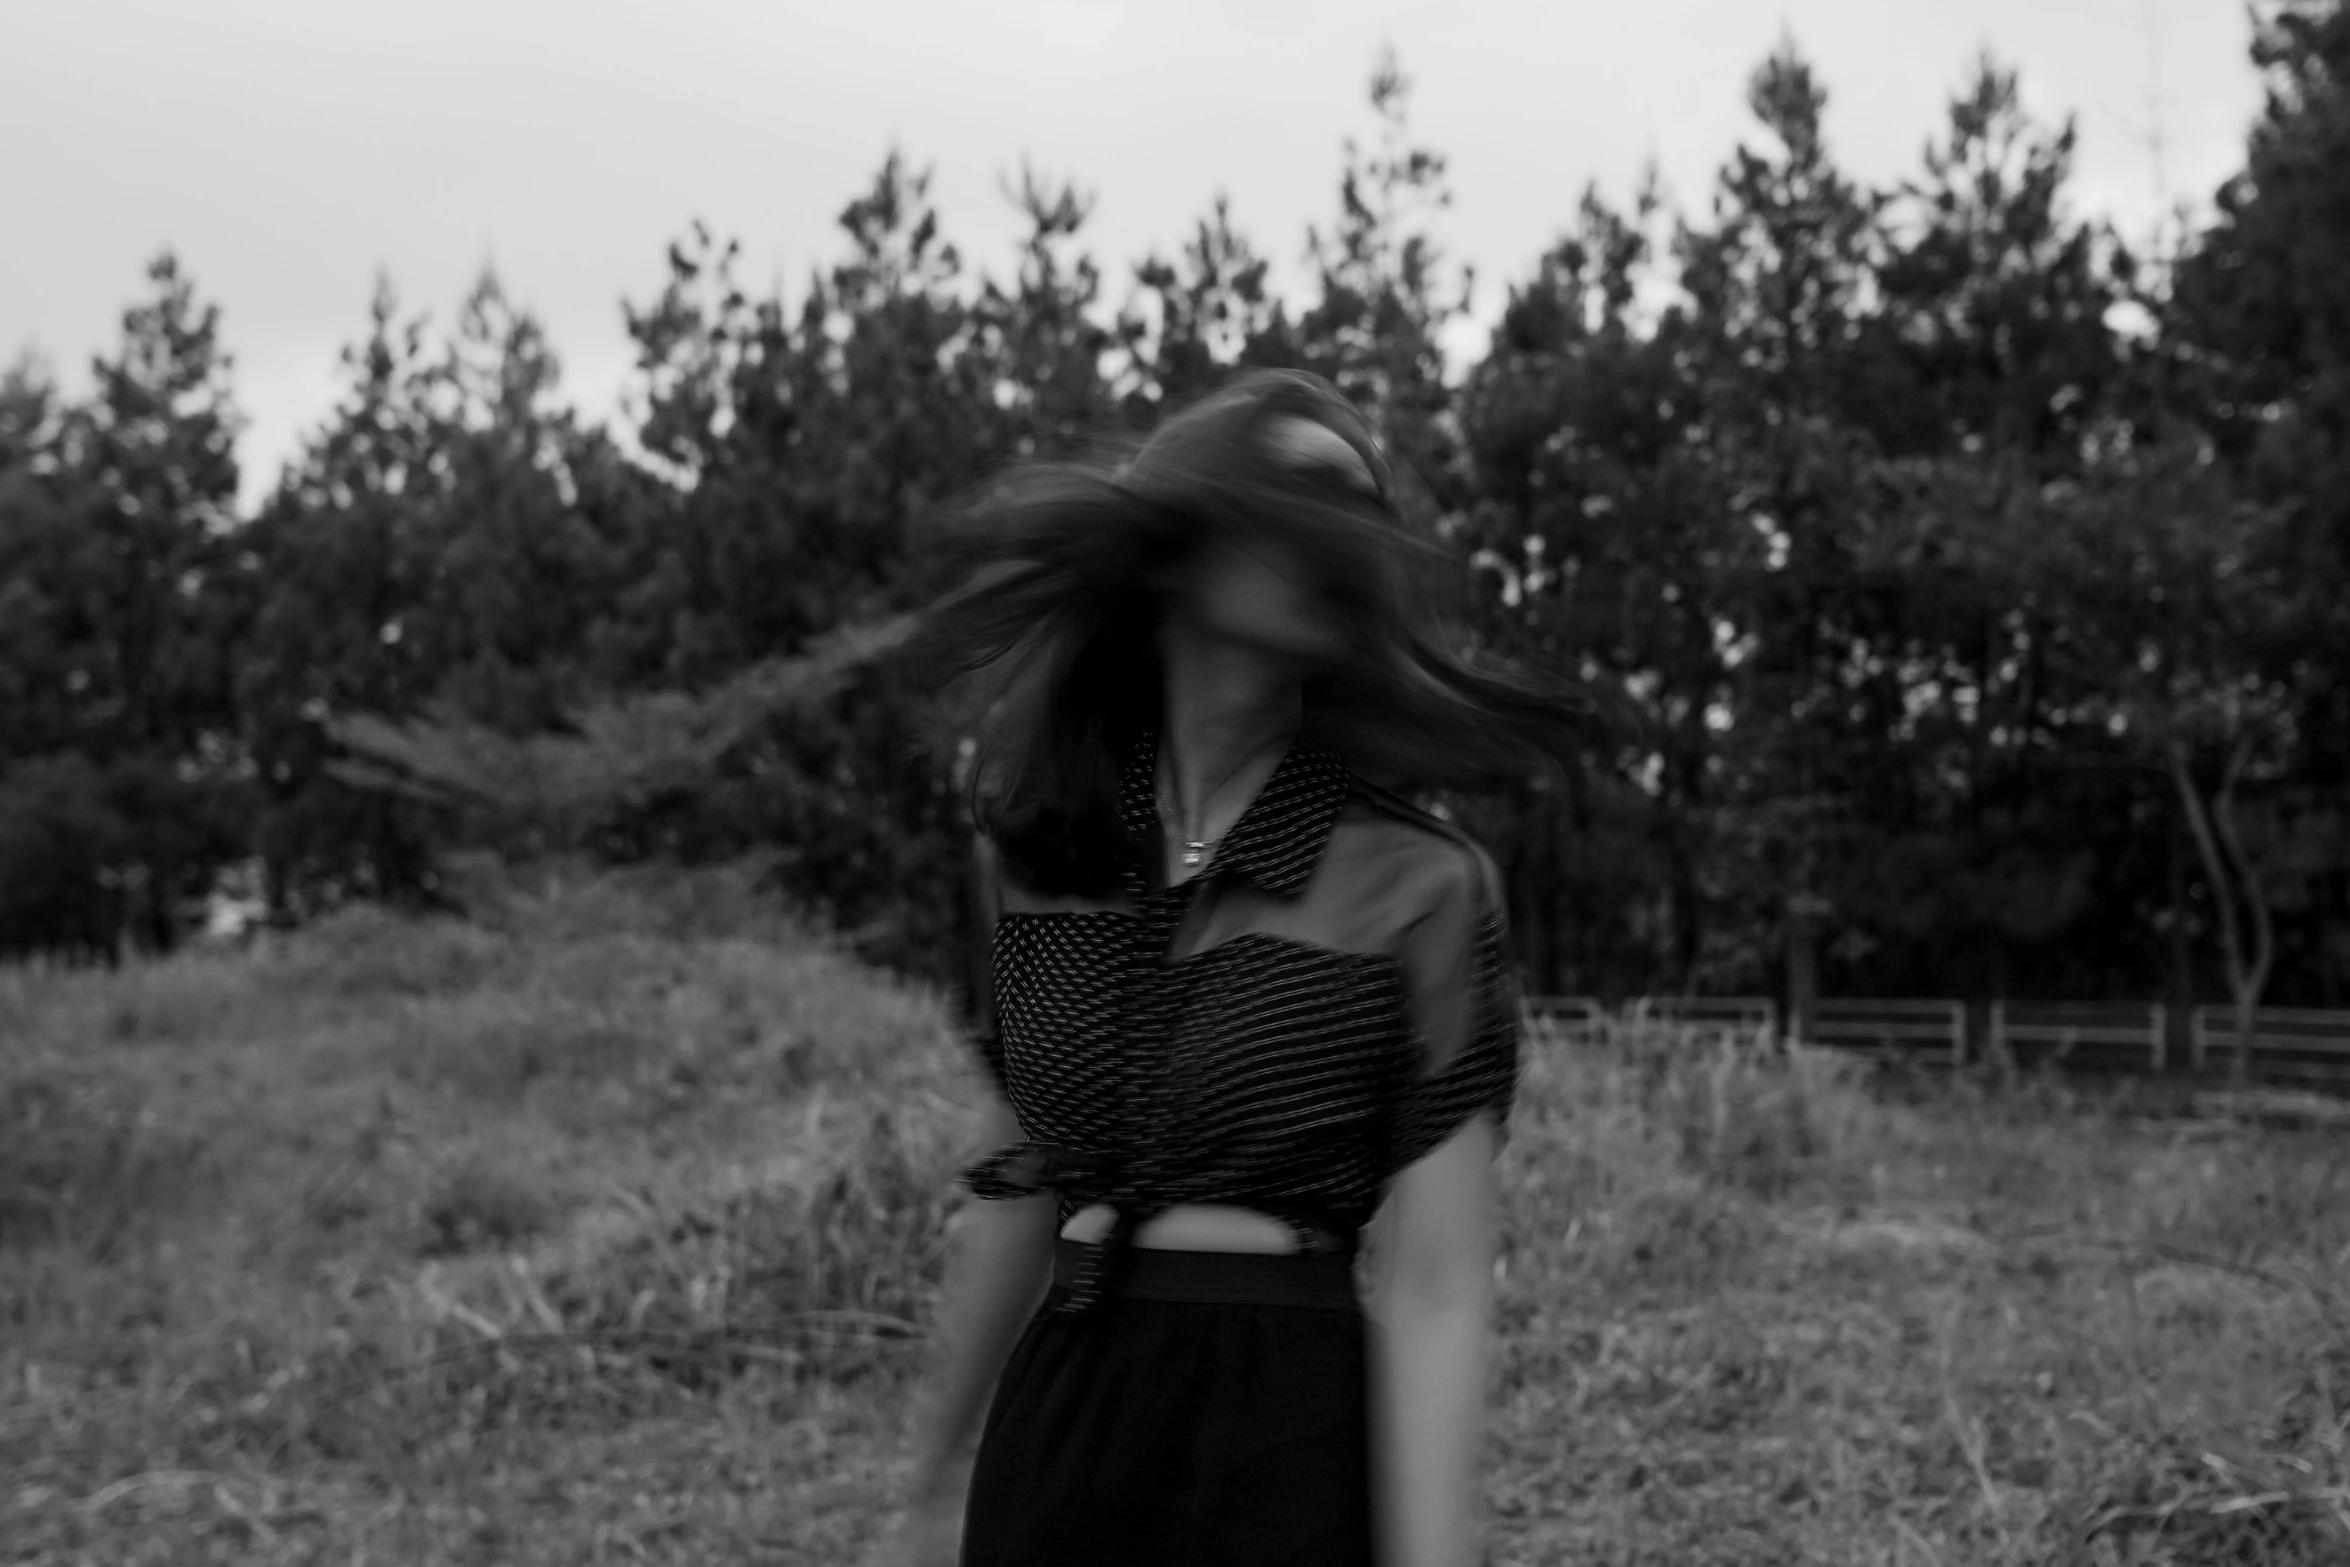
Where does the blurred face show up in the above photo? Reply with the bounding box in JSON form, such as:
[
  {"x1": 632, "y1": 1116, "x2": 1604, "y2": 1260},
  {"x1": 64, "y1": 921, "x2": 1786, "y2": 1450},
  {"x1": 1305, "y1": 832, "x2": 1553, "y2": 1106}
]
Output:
[
  {"x1": 1159, "y1": 414, "x2": 1381, "y2": 666},
  {"x1": 1169, "y1": 526, "x2": 1350, "y2": 665}
]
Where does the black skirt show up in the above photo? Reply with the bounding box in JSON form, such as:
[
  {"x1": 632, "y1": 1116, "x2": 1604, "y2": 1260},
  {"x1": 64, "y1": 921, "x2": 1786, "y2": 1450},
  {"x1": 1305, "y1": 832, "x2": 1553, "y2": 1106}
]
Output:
[{"x1": 960, "y1": 1241, "x2": 1375, "y2": 1567}]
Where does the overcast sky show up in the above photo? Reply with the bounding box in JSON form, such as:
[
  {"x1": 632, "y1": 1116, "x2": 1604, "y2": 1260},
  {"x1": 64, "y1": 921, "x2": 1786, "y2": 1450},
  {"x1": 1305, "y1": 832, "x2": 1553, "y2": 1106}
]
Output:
[{"x1": 1, "y1": 0, "x2": 2264, "y2": 510}]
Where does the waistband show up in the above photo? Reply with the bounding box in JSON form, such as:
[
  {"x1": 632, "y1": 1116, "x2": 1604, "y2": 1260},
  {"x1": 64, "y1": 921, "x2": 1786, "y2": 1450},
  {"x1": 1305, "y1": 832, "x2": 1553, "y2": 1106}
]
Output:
[{"x1": 1050, "y1": 1237, "x2": 1360, "y2": 1313}]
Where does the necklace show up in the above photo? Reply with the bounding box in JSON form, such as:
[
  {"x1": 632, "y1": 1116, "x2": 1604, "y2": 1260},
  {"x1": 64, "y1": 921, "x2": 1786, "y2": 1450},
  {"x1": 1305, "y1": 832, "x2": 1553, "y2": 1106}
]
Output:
[
  {"x1": 1156, "y1": 791, "x2": 1224, "y2": 869},
  {"x1": 1157, "y1": 730, "x2": 1291, "y2": 873}
]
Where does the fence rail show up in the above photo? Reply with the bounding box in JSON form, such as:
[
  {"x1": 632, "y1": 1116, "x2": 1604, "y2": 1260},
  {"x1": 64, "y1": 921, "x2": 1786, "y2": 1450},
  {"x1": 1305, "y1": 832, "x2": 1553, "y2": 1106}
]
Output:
[
  {"x1": 1627, "y1": 995, "x2": 1778, "y2": 1035},
  {"x1": 1525, "y1": 993, "x2": 2350, "y2": 1092},
  {"x1": 1526, "y1": 994, "x2": 1776, "y2": 1038},
  {"x1": 1814, "y1": 998, "x2": 1967, "y2": 1068},
  {"x1": 1987, "y1": 1001, "x2": 2165, "y2": 1074},
  {"x1": 1524, "y1": 995, "x2": 1606, "y2": 1040},
  {"x1": 2190, "y1": 1007, "x2": 2350, "y2": 1085}
]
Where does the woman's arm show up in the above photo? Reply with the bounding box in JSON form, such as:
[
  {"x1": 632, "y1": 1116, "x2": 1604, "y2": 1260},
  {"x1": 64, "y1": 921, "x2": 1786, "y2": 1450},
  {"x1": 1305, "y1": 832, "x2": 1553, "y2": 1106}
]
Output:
[
  {"x1": 882, "y1": 828, "x2": 1063, "y2": 1561},
  {"x1": 904, "y1": 1101, "x2": 1058, "y2": 1501},
  {"x1": 1366, "y1": 1110, "x2": 1499, "y2": 1567},
  {"x1": 912, "y1": 827, "x2": 1051, "y2": 1502}
]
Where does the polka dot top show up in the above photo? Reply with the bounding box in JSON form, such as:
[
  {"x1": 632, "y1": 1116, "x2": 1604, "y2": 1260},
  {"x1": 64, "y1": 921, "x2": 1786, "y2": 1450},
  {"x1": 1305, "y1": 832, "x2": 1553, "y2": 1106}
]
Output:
[{"x1": 960, "y1": 732, "x2": 1520, "y2": 1308}]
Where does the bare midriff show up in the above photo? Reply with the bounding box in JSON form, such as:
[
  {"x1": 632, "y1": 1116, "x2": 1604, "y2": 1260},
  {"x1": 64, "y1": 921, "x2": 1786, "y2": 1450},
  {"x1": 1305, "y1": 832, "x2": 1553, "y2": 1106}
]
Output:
[{"x1": 1059, "y1": 1201, "x2": 1303, "y2": 1254}]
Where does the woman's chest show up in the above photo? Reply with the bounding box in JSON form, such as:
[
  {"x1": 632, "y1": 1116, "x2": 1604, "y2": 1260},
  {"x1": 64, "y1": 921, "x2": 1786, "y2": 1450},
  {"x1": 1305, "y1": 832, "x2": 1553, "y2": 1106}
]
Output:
[{"x1": 990, "y1": 913, "x2": 1419, "y2": 1131}]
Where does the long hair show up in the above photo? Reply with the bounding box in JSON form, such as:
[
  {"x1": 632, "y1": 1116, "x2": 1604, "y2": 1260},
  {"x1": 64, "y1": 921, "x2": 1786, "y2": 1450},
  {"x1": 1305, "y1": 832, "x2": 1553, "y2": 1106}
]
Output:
[{"x1": 924, "y1": 369, "x2": 1586, "y2": 897}]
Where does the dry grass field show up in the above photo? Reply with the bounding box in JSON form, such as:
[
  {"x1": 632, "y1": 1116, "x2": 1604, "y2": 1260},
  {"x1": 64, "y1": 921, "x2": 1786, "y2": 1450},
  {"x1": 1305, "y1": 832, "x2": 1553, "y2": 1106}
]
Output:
[{"x1": 3, "y1": 865, "x2": 2344, "y2": 1565}]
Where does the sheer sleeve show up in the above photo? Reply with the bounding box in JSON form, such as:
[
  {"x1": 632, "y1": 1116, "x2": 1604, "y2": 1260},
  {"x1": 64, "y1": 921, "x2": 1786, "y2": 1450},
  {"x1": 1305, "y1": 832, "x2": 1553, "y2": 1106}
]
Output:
[
  {"x1": 958, "y1": 831, "x2": 1030, "y2": 1199},
  {"x1": 959, "y1": 829, "x2": 1015, "y2": 1101},
  {"x1": 1388, "y1": 842, "x2": 1520, "y2": 1171}
]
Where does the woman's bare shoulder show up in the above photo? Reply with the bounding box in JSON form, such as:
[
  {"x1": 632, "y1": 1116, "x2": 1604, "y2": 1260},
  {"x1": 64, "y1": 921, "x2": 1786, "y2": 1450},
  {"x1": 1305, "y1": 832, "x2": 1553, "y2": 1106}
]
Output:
[{"x1": 1320, "y1": 789, "x2": 1496, "y2": 935}]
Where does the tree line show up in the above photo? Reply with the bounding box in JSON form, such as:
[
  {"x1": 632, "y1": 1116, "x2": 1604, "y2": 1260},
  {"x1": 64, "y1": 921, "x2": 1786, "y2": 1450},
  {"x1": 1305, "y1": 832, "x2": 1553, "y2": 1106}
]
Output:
[{"x1": 3, "y1": 15, "x2": 2347, "y2": 1035}]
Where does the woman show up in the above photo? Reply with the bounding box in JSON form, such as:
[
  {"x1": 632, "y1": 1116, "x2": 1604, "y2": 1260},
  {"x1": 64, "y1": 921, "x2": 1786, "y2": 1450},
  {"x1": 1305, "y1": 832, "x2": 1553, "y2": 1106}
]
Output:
[{"x1": 892, "y1": 370, "x2": 1579, "y2": 1567}]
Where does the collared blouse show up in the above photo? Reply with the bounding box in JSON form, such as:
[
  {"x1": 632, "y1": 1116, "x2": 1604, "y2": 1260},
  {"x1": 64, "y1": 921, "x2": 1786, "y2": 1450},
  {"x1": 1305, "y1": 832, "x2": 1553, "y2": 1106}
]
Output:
[{"x1": 959, "y1": 733, "x2": 1519, "y2": 1269}]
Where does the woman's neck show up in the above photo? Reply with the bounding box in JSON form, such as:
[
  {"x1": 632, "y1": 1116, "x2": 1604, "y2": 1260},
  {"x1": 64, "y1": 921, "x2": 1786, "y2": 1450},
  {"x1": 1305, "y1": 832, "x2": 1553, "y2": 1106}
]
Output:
[{"x1": 1157, "y1": 619, "x2": 1304, "y2": 840}]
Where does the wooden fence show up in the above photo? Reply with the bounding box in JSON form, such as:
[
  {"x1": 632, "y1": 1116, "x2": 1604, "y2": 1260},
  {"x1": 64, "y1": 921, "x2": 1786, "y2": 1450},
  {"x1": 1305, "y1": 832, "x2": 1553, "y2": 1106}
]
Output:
[
  {"x1": 1526, "y1": 993, "x2": 2350, "y2": 1090},
  {"x1": 2189, "y1": 1007, "x2": 2350, "y2": 1086},
  {"x1": 1527, "y1": 996, "x2": 1606, "y2": 1043},
  {"x1": 1525, "y1": 995, "x2": 1776, "y2": 1041},
  {"x1": 1987, "y1": 1001, "x2": 2167, "y2": 1074},
  {"x1": 1815, "y1": 998, "x2": 1967, "y2": 1068}
]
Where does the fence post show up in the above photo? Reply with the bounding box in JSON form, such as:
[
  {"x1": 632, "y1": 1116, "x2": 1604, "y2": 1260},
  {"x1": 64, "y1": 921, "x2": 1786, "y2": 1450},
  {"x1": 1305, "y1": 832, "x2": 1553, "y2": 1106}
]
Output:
[{"x1": 1784, "y1": 893, "x2": 1829, "y2": 1045}]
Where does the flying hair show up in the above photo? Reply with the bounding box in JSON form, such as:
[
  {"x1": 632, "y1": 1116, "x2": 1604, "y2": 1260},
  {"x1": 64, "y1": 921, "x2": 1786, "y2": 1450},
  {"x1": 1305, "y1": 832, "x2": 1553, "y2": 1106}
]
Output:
[{"x1": 922, "y1": 368, "x2": 1588, "y2": 897}]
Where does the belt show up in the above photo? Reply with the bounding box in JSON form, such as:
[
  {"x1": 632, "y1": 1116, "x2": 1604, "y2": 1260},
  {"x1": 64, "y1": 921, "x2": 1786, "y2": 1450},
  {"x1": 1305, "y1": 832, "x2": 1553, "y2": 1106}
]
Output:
[{"x1": 1050, "y1": 1236, "x2": 1359, "y2": 1313}]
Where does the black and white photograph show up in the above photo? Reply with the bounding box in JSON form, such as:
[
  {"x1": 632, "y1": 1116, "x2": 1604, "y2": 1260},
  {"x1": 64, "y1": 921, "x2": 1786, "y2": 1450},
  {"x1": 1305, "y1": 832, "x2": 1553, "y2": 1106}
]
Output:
[{"x1": 2, "y1": 2, "x2": 2344, "y2": 1563}]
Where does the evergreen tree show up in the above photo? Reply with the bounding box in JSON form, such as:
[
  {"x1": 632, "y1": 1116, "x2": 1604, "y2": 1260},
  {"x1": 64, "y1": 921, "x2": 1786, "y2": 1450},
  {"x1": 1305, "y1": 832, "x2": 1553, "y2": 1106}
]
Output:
[
  {"x1": 235, "y1": 275, "x2": 445, "y2": 915},
  {"x1": 1286, "y1": 48, "x2": 1473, "y2": 518},
  {"x1": 0, "y1": 255, "x2": 248, "y2": 955},
  {"x1": 1120, "y1": 195, "x2": 1279, "y2": 415}
]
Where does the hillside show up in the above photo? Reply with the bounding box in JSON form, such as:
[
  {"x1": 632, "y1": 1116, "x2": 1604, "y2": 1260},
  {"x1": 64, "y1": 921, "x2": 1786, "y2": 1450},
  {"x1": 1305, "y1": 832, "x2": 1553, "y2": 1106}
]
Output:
[{"x1": 3, "y1": 867, "x2": 2343, "y2": 1565}]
